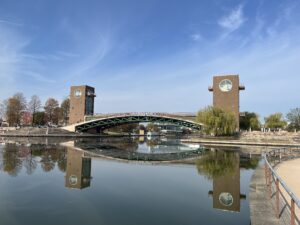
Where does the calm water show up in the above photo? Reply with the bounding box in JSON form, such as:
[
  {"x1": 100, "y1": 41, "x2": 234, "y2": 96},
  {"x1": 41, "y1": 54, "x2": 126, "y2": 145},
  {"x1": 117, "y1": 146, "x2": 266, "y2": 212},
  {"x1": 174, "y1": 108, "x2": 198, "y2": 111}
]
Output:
[{"x1": 0, "y1": 138, "x2": 259, "y2": 225}]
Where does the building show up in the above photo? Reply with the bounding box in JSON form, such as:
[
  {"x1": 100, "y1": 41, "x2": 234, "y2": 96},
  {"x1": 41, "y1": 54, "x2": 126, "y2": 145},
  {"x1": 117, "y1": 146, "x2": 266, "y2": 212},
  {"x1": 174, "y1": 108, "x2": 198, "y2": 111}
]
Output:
[
  {"x1": 209, "y1": 75, "x2": 245, "y2": 130},
  {"x1": 69, "y1": 85, "x2": 96, "y2": 124}
]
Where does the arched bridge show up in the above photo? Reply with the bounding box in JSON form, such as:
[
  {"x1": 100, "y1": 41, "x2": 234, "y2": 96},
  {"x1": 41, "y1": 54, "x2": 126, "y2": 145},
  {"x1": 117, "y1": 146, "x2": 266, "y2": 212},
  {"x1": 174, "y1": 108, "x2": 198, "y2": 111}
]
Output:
[{"x1": 64, "y1": 113, "x2": 203, "y2": 133}]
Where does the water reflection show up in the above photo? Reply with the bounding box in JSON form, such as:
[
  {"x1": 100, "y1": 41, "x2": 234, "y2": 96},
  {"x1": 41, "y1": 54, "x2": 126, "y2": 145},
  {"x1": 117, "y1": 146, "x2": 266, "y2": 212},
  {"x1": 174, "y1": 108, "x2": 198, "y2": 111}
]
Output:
[
  {"x1": 65, "y1": 147, "x2": 92, "y2": 189},
  {"x1": 0, "y1": 139, "x2": 261, "y2": 225},
  {"x1": 0, "y1": 143, "x2": 67, "y2": 176},
  {"x1": 196, "y1": 150, "x2": 255, "y2": 212},
  {"x1": 75, "y1": 137, "x2": 204, "y2": 161}
]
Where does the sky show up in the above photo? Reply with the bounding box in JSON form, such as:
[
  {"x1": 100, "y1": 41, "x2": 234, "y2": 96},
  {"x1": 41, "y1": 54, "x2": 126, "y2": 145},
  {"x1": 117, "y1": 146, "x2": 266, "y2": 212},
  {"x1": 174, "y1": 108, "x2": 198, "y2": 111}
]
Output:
[{"x1": 0, "y1": 0, "x2": 300, "y2": 119}]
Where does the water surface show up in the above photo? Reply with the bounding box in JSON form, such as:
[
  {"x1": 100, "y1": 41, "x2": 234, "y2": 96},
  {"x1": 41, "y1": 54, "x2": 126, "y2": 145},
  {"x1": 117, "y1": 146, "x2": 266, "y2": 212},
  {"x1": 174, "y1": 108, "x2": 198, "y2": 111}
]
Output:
[{"x1": 0, "y1": 138, "x2": 259, "y2": 225}]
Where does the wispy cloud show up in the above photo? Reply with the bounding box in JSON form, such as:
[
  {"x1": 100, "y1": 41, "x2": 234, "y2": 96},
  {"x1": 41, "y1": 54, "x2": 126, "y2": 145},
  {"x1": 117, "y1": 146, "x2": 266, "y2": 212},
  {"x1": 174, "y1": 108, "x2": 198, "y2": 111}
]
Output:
[
  {"x1": 0, "y1": 19, "x2": 23, "y2": 27},
  {"x1": 218, "y1": 5, "x2": 245, "y2": 32},
  {"x1": 190, "y1": 33, "x2": 202, "y2": 41},
  {"x1": 22, "y1": 71, "x2": 55, "y2": 83}
]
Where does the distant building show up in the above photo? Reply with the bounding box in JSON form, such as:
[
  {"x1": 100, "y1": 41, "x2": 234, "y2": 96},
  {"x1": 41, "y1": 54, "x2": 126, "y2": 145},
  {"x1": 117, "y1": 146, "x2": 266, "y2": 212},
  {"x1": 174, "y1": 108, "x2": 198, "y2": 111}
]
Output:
[
  {"x1": 21, "y1": 111, "x2": 32, "y2": 126},
  {"x1": 69, "y1": 85, "x2": 96, "y2": 124}
]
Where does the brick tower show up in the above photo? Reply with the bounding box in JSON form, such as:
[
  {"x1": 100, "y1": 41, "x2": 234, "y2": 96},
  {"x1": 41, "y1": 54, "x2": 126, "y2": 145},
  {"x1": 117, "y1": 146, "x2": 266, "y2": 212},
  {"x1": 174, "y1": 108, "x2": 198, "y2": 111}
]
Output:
[
  {"x1": 209, "y1": 75, "x2": 245, "y2": 130},
  {"x1": 69, "y1": 85, "x2": 96, "y2": 124}
]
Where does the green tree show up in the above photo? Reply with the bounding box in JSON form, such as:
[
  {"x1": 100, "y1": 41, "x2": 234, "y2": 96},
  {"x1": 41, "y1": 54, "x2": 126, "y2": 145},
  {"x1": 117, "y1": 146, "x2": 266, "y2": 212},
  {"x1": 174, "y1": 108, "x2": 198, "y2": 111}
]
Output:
[
  {"x1": 240, "y1": 112, "x2": 261, "y2": 131},
  {"x1": 264, "y1": 113, "x2": 287, "y2": 130},
  {"x1": 106, "y1": 123, "x2": 139, "y2": 134},
  {"x1": 60, "y1": 98, "x2": 70, "y2": 125},
  {"x1": 44, "y1": 98, "x2": 60, "y2": 125},
  {"x1": 286, "y1": 108, "x2": 300, "y2": 131},
  {"x1": 196, "y1": 106, "x2": 237, "y2": 136},
  {"x1": 33, "y1": 111, "x2": 46, "y2": 126}
]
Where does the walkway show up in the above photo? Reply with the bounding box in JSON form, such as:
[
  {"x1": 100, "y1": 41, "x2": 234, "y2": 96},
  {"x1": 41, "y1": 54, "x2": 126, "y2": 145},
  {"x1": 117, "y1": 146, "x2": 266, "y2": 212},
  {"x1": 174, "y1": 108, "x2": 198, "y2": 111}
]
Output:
[
  {"x1": 249, "y1": 164, "x2": 283, "y2": 225},
  {"x1": 276, "y1": 158, "x2": 300, "y2": 219}
]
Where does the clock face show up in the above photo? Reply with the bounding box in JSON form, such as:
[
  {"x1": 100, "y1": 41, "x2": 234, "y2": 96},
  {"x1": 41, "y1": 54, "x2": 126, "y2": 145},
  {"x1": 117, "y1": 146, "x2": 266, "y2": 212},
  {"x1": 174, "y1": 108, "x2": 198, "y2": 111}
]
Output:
[
  {"x1": 219, "y1": 192, "x2": 234, "y2": 207},
  {"x1": 69, "y1": 175, "x2": 78, "y2": 186},
  {"x1": 219, "y1": 79, "x2": 233, "y2": 92},
  {"x1": 74, "y1": 90, "x2": 82, "y2": 97}
]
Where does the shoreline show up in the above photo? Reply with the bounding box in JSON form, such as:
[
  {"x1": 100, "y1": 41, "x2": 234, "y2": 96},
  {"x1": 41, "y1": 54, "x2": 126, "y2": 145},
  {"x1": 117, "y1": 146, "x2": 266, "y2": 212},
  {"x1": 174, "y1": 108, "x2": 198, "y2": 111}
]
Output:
[
  {"x1": 1, "y1": 134, "x2": 300, "y2": 148},
  {"x1": 181, "y1": 138, "x2": 300, "y2": 148}
]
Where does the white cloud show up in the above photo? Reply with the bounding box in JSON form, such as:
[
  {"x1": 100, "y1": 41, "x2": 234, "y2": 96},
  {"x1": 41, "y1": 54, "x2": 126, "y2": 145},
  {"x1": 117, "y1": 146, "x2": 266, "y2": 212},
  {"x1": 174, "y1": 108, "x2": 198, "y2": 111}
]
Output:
[
  {"x1": 190, "y1": 33, "x2": 202, "y2": 41},
  {"x1": 218, "y1": 5, "x2": 245, "y2": 32}
]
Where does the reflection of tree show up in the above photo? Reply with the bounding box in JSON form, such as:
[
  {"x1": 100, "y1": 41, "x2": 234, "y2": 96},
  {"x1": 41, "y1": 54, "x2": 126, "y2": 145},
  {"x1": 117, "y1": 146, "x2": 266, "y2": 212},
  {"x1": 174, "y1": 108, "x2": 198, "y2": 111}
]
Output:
[
  {"x1": 24, "y1": 154, "x2": 38, "y2": 175},
  {"x1": 1, "y1": 144, "x2": 23, "y2": 176},
  {"x1": 57, "y1": 150, "x2": 67, "y2": 172},
  {"x1": 0, "y1": 143, "x2": 67, "y2": 176},
  {"x1": 240, "y1": 157, "x2": 259, "y2": 169},
  {"x1": 196, "y1": 150, "x2": 238, "y2": 180},
  {"x1": 41, "y1": 152, "x2": 56, "y2": 172},
  {"x1": 146, "y1": 139, "x2": 160, "y2": 148}
]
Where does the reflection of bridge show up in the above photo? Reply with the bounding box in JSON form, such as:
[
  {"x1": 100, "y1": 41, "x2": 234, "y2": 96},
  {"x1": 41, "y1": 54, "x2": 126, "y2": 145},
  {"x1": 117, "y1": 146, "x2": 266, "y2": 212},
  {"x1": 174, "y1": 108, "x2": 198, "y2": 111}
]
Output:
[{"x1": 63, "y1": 112, "x2": 202, "y2": 133}]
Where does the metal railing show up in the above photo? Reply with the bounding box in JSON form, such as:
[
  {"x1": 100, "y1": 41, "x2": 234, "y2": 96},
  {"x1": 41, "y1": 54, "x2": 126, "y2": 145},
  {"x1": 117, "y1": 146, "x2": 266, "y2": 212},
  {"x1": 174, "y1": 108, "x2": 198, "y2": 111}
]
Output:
[
  {"x1": 91, "y1": 112, "x2": 196, "y2": 118},
  {"x1": 264, "y1": 148, "x2": 300, "y2": 225}
]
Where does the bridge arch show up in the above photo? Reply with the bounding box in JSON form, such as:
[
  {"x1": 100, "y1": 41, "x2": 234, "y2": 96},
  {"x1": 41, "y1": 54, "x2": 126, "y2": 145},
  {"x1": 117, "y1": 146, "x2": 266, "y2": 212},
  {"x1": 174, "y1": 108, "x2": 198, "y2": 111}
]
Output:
[{"x1": 73, "y1": 114, "x2": 203, "y2": 132}]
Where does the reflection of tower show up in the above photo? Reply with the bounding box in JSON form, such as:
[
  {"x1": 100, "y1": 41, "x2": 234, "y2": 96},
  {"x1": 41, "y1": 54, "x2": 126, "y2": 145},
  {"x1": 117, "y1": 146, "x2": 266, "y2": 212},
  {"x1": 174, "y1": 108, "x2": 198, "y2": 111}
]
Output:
[
  {"x1": 209, "y1": 75, "x2": 245, "y2": 130},
  {"x1": 65, "y1": 148, "x2": 92, "y2": 189},
  {"x1": 208, "y1": 153, "x2": 246, "y2": 212},
  {"x1": 69, "y1": 85, "x2": 96, "y2": 124}
]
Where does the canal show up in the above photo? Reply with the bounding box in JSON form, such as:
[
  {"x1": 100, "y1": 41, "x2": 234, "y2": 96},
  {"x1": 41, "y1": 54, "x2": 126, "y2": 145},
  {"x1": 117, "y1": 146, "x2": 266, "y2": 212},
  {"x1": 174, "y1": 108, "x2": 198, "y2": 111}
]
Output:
[{"x1": 0, "y1": 137, "x2": 260, "y2": 225}]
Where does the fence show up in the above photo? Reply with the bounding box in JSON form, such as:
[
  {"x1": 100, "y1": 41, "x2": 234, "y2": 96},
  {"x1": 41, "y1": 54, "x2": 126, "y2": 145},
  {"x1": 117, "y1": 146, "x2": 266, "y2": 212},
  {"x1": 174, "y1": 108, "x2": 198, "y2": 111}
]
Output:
[{"x1": 264, "y1": 148, "x2": 300, "y2": 225}]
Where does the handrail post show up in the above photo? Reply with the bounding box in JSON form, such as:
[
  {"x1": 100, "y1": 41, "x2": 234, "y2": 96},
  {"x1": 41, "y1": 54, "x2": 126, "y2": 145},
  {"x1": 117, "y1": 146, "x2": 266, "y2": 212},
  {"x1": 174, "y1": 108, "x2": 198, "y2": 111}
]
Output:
[
  {"x1": 291, "y1": 199, "x2": 295, "y2": 225},
  {"x1": 276, "y1": 178, "x2": 280, "y2": 218},
  {"x1": 265, "y1": 162, "x2": 268, "y2": 185},
  {"x1": 268, "y1": 167, "x2": 272, "y2": 197}
]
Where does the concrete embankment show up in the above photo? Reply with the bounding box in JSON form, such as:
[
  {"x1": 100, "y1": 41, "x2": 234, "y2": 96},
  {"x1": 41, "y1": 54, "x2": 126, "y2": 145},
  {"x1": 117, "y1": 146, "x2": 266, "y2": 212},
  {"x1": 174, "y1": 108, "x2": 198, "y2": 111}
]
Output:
[
  {"x1": 182, "y1": 131, "x2": 300, "y2": 147},
  {"x1": 0, "y1": 127, "x2": 124, "y2": 138},
  {"x1": 181, "y1": 138, "x2": 300, "y2": 148}
]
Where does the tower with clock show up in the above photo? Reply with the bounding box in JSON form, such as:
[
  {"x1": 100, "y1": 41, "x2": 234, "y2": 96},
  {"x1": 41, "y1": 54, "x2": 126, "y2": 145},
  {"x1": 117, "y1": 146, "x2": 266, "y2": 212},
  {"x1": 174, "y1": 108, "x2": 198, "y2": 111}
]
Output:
[
  {"x1": 69, "y1": 85, "x2": 96, "y2": 124},
  {"x1": 208, "y1": 75, "x2": 245, "y2": 131}
]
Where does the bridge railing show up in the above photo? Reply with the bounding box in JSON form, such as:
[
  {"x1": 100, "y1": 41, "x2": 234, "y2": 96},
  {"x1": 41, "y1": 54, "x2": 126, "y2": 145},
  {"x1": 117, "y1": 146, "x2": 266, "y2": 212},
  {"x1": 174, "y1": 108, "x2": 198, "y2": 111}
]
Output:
[
  {"x1": 264, "y1": 148, "x2": 300, "y2": 225},
  {"x1": 89, "y1": 112, "x2": 196, "y2": 118}
]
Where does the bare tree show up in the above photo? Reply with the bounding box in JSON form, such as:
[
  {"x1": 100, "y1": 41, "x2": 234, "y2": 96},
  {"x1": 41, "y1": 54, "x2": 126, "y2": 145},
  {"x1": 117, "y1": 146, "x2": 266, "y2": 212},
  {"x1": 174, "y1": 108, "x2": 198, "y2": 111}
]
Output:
[
  {"x1": 28, "y1": 95, "x2": 41, "y2": 126},
  {"x1": 6, "y1": 93, "x2": 27, "y2": 126},
  {"x1": 0, "y1": 100, "x2": 7, "y2": 121},
  {"x1": 60, "y1": 98, "x2": 70, "y2": 125},
  {"x1": 44, "y1": 98, "x2": 60, "y2": 125}
]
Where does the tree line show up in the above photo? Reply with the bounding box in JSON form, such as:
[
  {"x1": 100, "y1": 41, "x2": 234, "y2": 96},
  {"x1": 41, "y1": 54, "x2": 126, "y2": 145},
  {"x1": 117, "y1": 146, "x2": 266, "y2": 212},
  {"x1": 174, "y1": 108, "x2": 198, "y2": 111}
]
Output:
[
  {"x1": 0, "y1": 93, "x2": 70, "y2": 127},
  {"x1": 196, "y1": 106, "x2": 300, "y2": 136}
]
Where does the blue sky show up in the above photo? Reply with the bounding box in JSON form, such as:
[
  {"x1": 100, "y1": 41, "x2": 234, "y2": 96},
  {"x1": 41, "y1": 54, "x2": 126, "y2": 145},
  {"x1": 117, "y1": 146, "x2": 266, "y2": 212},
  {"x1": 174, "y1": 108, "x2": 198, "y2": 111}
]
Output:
[{"x1": 0, "y1": 0, "x2": 299, "y2": 119}]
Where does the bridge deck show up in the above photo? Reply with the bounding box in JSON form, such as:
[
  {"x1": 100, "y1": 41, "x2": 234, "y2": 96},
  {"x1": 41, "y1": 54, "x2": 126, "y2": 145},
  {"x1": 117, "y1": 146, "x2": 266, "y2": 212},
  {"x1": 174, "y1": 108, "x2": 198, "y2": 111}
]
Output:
[{"x1": 63, "y1": 113, "x2": 201, "y2": 132}]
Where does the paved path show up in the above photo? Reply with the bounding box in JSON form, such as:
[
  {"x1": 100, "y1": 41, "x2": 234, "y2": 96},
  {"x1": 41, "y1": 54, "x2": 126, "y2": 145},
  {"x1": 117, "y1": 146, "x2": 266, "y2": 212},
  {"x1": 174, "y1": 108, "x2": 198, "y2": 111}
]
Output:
[
  {"x1": 276, "y1": 158, "x2": 300, "y2": 219},
  {"x1": 249, "y1": 164, "x2": 283, "y2": 225}
]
